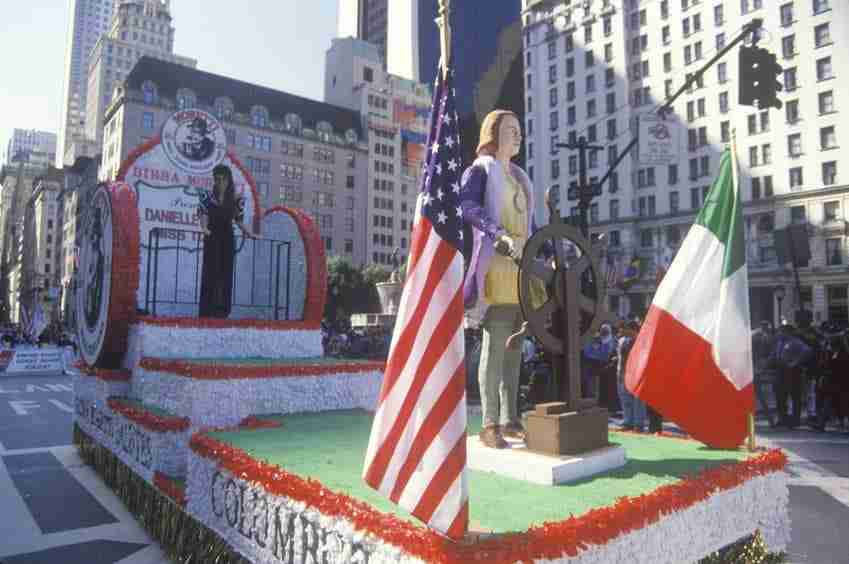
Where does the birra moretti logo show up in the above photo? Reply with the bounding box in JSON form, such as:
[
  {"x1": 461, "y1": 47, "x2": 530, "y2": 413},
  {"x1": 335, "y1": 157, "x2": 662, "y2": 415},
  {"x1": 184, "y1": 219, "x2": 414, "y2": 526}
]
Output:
[
  {"x1": 161, "y1": 109, "x2": 227, "y2": 174},
  {"x1": 76, "y1": 188, "x2": 113, "y2": 365}
]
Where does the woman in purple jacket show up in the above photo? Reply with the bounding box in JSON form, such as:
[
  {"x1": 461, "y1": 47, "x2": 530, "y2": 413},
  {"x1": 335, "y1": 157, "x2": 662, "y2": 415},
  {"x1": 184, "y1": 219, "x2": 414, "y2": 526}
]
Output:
[{"x1": 460, "y1": 109, "x2": 536, "y2": 449}]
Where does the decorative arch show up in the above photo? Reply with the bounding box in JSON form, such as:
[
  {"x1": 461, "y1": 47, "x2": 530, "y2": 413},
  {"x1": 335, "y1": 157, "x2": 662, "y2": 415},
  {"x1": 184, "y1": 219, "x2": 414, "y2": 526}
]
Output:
[{"x1": 284, "y1": 113, "x2": 302, "y2": 134}]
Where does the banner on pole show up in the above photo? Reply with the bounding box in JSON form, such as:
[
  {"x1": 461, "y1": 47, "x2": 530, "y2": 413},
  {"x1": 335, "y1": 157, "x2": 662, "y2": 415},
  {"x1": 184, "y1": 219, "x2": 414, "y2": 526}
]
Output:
[{"x1": 639, "y1": 114, "x2": 677, "y2": 165}]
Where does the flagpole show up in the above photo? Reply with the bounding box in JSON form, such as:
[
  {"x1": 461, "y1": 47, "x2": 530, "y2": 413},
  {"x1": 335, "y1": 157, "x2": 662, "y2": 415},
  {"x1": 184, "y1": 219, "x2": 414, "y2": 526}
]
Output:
[
  {"x1": 436, "y1": 0, "x2": 451, "y2": 79},
  {"x1": 731, "y1": 127, "x2": 757, "y2": 453}
]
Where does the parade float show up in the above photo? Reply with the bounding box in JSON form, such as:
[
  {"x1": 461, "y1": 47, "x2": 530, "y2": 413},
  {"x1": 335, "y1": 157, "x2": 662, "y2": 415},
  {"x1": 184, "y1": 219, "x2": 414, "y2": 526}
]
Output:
[{"x1": 72, "y1": 4, "x2": 789, "y2": 562}]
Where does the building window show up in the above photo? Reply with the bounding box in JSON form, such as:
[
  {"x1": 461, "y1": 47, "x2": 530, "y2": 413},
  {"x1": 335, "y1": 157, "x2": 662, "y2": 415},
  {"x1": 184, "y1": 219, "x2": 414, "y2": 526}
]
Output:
[
  {"x1": 215, "y1": 97, "x2": 233, "y2": 120},
  {"x1": 640, "y1": 229, "x2": 653, "y2": 248},
  {"x1": 816, "y1": 57, "x2": 833, "y2": 81},
  {"x1": 363, "y1": 66, "x2": 374, "y2": 82},
  {"x1": 718, "y1": 91, "x2": 729, "y2": 114},
  {"x1": 608, "y1": 198, "x2": 619, "y2": 220},
  {"x1": 142, "y1": 111, "x2": 154, "y2": 130},
  {"x1": 789, "y1": 166, "x2": 803, "y2": 188},
  {"x1": 818, "y1": 91, "x2": 834, "y2": 114},
  {"x1": 826, "y1": 238, "x2": 842, "y2": 266},
  {"x1": 141, "y1": 80, "x2": 158, "y2": 104},
  {"x1": 780, "y1": 3, "x2": 793, "y2": 26},
  {"x1": 176, "y1": 88, "x2": 195, "y2": 110},
  {"x1": 813, "y1": 0, "x2": 830, "y2": 15},
  {"x1": 585, "y1": 51, "x2": 594, "y2": 68},
  {"x1": 715, "y1": 61, "x2": 727, "y2": 83},
  {"x1": 782, "y1": 35, "x2": 796, "y2": 59},
  {"x1": 751, "y1": 177, "x2": 761, "y2": 200},
  {"x1": 788, "y1": 133, "x2": 802, "y2": 157},
  {"x1": 820, "y1": 126, "x2": 836, "y2": 150},
  {"x1": 822, "y1": 161, "x2": 837, "y2": 185},
  {"x1": 785, "y1": 100, "x2": 799, "y2": 124},
  {"x1": 251, "y1": 106, "x2": 269, "y2": 128},
  {"x1": 719, "y1": 121, "x2": 730, "y2": 143},
  {"x1": 764, "y1": 175, "x2": 773, "y2": 197},
  {"x1": 815, "y1": 23, "x2": 831, "y2": 48},
  {"x1": 547, "y1": 40, "x2": 557, "y2": 60},
  {"x1": 282, "y1": 186, "x2": 302, "y2": 205},
  {"x1": 824, "y1": 201, "x2": 840, "y2": 222}
]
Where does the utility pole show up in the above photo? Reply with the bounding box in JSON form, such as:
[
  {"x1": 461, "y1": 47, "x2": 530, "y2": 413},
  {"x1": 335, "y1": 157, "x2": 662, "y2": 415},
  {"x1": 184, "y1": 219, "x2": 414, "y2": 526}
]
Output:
[
  {"x1": 555, "y1": 136, "x2": 604, "y2": 238},
  {"x1": 552, "y1": 18, "x2": 767, "y2": 234}
]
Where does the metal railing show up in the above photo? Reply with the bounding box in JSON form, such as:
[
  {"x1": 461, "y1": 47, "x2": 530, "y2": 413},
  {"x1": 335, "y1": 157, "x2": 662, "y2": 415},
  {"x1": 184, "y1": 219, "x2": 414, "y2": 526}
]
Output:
[{"x1": 144, "y1": 227, "x2": 292, "y2": 320}]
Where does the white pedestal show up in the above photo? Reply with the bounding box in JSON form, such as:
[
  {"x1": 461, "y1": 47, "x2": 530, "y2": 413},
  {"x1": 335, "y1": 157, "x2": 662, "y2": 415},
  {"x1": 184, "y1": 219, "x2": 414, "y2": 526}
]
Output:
[{"x1": 467, "y1": 436, "x2": 626, "y2": 485}]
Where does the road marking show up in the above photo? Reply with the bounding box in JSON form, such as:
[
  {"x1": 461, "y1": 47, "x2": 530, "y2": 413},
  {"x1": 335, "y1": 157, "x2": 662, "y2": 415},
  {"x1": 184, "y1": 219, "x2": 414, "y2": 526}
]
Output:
[
  {"x1": 48, "y1": 399, "x2": 74, "y2": 413},
  {"x1": 9, "y1": 400, "x2": 41, "y2": 415}
]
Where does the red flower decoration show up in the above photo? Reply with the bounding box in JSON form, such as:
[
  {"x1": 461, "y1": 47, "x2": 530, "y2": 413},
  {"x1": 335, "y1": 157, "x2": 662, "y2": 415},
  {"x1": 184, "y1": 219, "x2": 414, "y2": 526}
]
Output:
[
  {"x1": 190, "y1": 433, "x2": 787, "y2": 563},
  {"x1": 135, "y1": 315, "x2": 320, "y2": 331},
  {"x1": 238, "y1": 416, "x2": 282, "y2": 429},
  {"x1": 138, "y1": 357, "x2": 384, "y2": 381},
  {"x1": 108, "y1": 397, "x2": 190, "y2": 433},
  {"x1": 154, "y1": 471, "x2": 187, "y2": 506},
  {"x1": 79, "y1": 366, "x2": 131, "y2": 382}
]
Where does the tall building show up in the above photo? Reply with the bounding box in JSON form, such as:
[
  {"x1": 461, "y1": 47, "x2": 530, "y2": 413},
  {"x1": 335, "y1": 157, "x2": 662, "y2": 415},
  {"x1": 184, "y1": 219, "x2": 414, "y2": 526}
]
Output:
[
  {"x1": 325, "y1": 37, "x2": 431, "y2": 267},
  {"x1": 522, "y1": 0, "x2": 849, "y2": 325},
  {"x1": 85, "y1": 0, "x2": 196, "y2": 153},
  {"x1": 337, "y1": 0, "x2": 526, "y2": 168},
  {"x1": 0, "y1": 162, "x2": 62, "y2": 323},
  {"x1": 3, "y1": 129, "x2": 57, "y2": 166},
  {"x1": 338, "y1": 0, "x2": 391, "y2": 71},
  {"x1": 20, "y1": 173, "x2": 64, "y2": 322},
  {"x1": 101, "y1": 57, "x2": 370, "y2": 264},
  {"x1": 58, "y1": 0, "x2": 120, "y2": 167}
]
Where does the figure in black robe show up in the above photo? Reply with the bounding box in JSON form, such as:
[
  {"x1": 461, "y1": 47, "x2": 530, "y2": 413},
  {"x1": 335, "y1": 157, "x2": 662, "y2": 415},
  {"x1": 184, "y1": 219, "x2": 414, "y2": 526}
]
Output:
[{"x1": 197, "y1": 165, "x2": 254, "y2": 318}]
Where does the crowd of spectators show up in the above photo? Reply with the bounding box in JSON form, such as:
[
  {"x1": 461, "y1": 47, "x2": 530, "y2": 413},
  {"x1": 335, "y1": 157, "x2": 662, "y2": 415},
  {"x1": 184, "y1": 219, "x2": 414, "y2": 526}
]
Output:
[{"x1": 753, "y1": 319, "x2": 849, "y2": 431}]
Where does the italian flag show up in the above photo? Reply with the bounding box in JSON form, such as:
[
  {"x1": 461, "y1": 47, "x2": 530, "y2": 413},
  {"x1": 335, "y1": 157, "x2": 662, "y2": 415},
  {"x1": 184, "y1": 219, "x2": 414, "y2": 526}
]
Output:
[{"x1": 625, "y1": 149, "x2": 754, "y2": 448}]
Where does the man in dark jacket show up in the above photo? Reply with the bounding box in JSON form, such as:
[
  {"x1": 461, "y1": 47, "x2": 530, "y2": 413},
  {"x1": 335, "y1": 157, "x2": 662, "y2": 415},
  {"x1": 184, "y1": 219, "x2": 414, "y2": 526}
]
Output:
[{"x1": 771, "y1": 324, "x2": 813, "y2": 428}]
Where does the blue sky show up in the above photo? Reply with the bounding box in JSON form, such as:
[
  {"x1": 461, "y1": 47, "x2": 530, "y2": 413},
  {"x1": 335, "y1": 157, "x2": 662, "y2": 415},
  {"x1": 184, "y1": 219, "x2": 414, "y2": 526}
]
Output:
[{"x1": 0, "y1": 0, "x2": 338, "y2": 161}]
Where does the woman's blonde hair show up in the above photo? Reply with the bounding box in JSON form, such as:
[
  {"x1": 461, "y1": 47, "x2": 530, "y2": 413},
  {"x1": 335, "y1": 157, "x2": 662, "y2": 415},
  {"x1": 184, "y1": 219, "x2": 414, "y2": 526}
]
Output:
[{"x1": 476, "y1": 109, "x2": 518, "y2": 156}]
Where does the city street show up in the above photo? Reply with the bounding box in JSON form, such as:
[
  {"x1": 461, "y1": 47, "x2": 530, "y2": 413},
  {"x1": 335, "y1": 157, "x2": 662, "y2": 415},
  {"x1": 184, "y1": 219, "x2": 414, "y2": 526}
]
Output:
[
  {"x1": 0, "y1": 372, "x2": 167, "y2": 564},
  {"x1": 0, "y1": 372, "x2": 847, "y2": 563}
]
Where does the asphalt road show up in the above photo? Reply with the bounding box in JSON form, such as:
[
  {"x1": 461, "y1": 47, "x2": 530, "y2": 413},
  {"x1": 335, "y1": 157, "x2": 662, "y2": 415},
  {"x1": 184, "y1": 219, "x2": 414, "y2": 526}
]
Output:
[
  {"x1": 0, "y1": 372, "x2": 167, "y2": 564},
  {"x1": 0, "y1": 373, "x2": 846, "y2": 563}
]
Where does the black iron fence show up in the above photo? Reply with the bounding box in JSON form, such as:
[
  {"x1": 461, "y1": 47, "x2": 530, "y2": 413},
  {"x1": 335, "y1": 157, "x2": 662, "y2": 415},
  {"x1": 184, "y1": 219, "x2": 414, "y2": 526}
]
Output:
[{"x1": 144, "y1": 227, "x2": 292, "y2": 319}]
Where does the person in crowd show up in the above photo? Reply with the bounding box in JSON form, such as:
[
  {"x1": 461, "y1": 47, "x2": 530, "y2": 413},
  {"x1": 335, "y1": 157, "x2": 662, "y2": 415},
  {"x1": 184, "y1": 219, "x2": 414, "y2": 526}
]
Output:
[
  {"x1": 771, "y1": 324, "x2": 812, "y2": 428},
  {"x1": 751, "y1": 320, "x2": 776, "y2": 419},
  {"x1": 582, "y1": 326, "x2": 614, "y2": 400},
  {"x1": 797, "y1": 319, "x2": 824, "y2": 424},
  {"x1": 460, "y1": 109, "x2": 538, "y2": 448},
  {"x1": 197, "y1": 164, "x2": 256, "y2": 318},
  {"x1": 617, "y1": 320, "x2": 646, "y2": 431},
  {"x1": 812, "y1": 329, "x2": 849, "y2": 431}
]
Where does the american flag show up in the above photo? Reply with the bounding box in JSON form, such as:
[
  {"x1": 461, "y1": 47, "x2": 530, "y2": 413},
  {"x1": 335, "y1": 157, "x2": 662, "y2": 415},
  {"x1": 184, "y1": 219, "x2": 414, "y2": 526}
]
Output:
[{"x1": 362, "y1": 67, "x2": 468, "y2": 539}]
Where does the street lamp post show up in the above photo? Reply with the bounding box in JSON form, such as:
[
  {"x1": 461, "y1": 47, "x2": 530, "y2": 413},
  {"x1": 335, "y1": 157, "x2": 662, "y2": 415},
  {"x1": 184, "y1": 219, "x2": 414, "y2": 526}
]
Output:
[{"x1": 775, "y1": 286, "x2": 786, "y2": 326}]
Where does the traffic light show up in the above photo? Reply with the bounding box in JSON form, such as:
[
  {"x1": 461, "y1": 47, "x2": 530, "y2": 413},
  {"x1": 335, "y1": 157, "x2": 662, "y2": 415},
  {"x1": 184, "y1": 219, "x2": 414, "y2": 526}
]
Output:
[{"x1": 738, "y1": 45, "x2": 783, "y2": 110}]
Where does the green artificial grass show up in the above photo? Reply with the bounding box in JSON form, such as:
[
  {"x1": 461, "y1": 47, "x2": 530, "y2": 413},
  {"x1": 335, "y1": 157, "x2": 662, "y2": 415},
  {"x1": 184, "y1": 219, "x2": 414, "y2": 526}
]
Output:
[
  {"x1": 208, "y1": 409, "x2": 750, "y2": 533},
  {"x1": 177, "y1": 357, "x2": 380, "y2": 366}
]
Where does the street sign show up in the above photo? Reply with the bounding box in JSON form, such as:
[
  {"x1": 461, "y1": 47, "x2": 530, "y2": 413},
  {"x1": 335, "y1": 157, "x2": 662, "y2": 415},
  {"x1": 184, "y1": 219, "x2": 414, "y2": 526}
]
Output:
[{"x1": 638, "y1": 114, "x2": 678, "y2": 165}]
